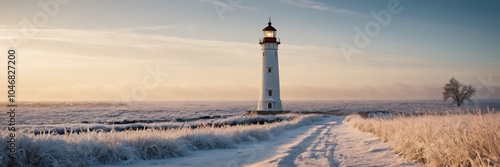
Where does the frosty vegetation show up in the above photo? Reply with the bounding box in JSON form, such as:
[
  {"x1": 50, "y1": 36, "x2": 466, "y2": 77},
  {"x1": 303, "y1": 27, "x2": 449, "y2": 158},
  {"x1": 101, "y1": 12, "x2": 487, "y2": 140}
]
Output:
[
  {"x1": 345, "y1": 109, "x2": 500, "y2": 166},
  {"x1": 0, "y1": 114, "x2": 322, "y2": 167},
  {"x1": 443, "y1": 77, "x2": 477, "y2": 107},
  {"x1": 22, "y1": 114, "x2": 299, "y2": 135}
]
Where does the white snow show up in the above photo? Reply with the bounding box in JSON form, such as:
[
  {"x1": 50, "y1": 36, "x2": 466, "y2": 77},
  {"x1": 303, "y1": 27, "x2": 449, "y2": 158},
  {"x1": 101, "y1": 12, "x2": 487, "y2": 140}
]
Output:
[{"x1": 98, "y1": 116, "x2": 419, "y2": 167}]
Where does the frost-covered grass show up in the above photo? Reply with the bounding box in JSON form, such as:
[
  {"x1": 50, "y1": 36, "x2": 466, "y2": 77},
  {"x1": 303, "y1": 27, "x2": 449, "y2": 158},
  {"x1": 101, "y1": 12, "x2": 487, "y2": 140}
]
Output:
[
  {"x1": 0, "y1": 114, "x2": 322, "y2": 167},
  {"x1": 345, "y1": 109, "x2": 500, "y2": 166},
  {"x1": 20, "y1": 114, "x2": 299, "y2": 135}
]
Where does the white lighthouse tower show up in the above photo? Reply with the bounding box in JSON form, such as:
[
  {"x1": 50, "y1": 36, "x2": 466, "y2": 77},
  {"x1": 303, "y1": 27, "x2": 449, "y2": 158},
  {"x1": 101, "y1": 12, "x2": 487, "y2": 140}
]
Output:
[{"x1": 255, "y1": 18, "x2": 288, "y2": 114}]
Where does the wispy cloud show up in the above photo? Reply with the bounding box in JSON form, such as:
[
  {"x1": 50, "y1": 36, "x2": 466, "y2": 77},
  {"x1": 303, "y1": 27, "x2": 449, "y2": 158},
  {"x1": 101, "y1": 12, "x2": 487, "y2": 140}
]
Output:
[
  {"x1": 119, "y1": 25, "x2": 177, "y2": 32},
  {"x1": 278, "y1": 0, "x2": 365, "y2": 16},
  {"x1": 112, "y1": 25, "x2": 196, "y2": 34},
  {"x1": 279, "y1": 0, "x2": 329, "y2": 10},
  {"x1": 200, "y1": 0, "x2": 256, "y2": 10},
  {"x1": 0, "y1": 25, "x2": 15, "y2": 28}
]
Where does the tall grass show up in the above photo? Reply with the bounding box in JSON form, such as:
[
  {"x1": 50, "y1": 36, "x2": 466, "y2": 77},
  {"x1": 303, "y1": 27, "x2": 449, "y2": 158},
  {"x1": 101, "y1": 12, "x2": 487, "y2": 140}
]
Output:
[
  {"x1": 0, "y1": 114, "x2": 322, "y2": 167},
  {"x1": 345, "y1": 109, "x2": 500, "y2": 166}
]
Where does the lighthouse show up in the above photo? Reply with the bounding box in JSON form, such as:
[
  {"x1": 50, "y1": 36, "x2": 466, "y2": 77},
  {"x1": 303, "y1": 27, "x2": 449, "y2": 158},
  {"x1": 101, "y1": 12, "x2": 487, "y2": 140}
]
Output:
[{"x1": 253, "y1": 19, "x2": 289, "y2": 115}]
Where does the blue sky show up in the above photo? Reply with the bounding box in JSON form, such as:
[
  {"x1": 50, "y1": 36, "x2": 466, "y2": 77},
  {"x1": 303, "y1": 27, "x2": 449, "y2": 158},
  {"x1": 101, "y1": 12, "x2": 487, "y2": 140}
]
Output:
[{"x1": 0, "y1": 0, "x2": 499, "y2": 101}]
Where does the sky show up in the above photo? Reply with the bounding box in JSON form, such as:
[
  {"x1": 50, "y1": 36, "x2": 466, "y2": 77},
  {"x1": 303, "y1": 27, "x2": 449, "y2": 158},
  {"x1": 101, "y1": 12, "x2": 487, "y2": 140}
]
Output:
[{"x1": 0, "y1": 0, "x2": 499, "y2": 101}]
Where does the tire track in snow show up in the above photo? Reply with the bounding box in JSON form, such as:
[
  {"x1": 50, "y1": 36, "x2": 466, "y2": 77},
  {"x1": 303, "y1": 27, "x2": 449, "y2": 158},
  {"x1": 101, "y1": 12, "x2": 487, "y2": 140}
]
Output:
[
  {"x1": 293, "y1": 121, "x2": 339, "y2": 167},
  {"x1": 251, "y1": 116, "x2": 418, "y2": 167},
  {"x1": 250, "y1": 117, "x2": 343, "y2": 167}
]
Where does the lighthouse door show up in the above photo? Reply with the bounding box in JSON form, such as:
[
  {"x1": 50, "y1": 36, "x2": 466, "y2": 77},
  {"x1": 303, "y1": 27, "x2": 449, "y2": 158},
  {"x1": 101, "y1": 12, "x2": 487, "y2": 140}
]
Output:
[{"x1": 267, "y1": 102, "x2": 273, "y2": 110}]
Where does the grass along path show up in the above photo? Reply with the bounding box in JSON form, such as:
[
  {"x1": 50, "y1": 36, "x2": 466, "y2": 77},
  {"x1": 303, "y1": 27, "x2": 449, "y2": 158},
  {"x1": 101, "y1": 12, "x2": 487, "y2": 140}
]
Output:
[{"x1": 345, "y1": 110, "x2": 500, "y2": 166}]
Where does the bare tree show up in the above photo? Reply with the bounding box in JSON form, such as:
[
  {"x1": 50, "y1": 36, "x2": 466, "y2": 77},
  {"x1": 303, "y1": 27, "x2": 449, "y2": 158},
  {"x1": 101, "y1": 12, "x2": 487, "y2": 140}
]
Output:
[{"x1": 443, "y1": 77, "x2": 477, "y2": 107}]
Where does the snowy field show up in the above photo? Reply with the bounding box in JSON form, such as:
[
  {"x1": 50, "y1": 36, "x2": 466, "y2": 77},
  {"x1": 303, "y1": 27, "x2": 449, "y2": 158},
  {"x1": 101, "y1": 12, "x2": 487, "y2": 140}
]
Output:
[
  {"x1": 1, "y1": 114, "x2": 422, "y2": 167},
  {"x1": 1, "y1": 114, "x2": 323, "y2": 166},
  {"x1": 1, "y1": 100, "x2": 499, "y2": 166},
  {"x1": 98, "y1": 115, "x2": 418, "y2": 167}
]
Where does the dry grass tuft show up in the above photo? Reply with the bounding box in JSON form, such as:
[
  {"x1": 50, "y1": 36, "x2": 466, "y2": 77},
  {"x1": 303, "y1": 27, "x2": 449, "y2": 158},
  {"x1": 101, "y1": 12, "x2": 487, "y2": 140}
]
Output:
[{"x1": 345, "y1": 109, "x2": 500, "y2": 167}]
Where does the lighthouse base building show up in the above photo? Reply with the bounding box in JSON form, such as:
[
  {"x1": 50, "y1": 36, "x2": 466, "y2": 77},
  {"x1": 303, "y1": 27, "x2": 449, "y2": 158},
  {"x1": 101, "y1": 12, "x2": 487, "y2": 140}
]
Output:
[{"x1": 248, "y1": 19, "x2": 290, "y2": 115}]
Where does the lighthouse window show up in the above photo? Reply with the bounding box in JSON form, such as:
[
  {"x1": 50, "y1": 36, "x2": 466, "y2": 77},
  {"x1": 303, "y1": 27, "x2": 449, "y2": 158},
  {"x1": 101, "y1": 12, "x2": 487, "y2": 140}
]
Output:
[
  {"x1": 268, "y1": 90, "x2": 273, "y2": 96},
  {"x1": 267, "y1": 67, "x2": 272, "y2": 73},
  {"x1": 268, "y1": 103, "x2": 272, "y2": 109}
]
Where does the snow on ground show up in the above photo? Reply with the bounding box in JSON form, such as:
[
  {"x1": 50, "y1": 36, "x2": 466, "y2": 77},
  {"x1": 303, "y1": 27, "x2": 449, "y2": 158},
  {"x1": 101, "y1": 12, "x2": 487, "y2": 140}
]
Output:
[
  {"x1": 332, "y1": 122, "x2": 418, "y2": 167},
  {"x1": 99, "y1": 116, "x2": 419, "y2": 167}
]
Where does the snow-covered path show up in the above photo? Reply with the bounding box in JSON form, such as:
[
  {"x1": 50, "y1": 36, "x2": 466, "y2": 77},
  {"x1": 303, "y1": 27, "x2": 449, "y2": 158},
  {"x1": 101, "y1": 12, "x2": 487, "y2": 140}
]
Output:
[
  {"x1": 100, "y1": 116, "x2": 418, "y2": 167},
  {"x1": 249, "y1": 120, "x2": 339, "y2": 167}
]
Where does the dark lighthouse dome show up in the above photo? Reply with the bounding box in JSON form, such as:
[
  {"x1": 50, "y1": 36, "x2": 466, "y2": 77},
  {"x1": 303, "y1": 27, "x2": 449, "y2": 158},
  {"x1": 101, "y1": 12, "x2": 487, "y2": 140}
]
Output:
[{"x1": 262, "y1": 21, "x2": 277, "y2": 31}]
